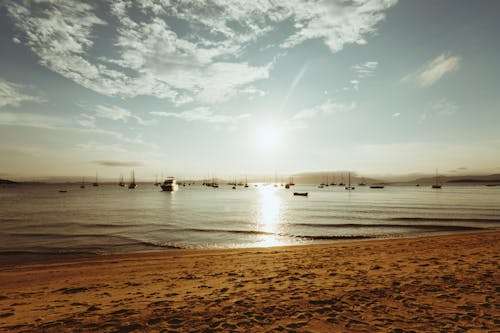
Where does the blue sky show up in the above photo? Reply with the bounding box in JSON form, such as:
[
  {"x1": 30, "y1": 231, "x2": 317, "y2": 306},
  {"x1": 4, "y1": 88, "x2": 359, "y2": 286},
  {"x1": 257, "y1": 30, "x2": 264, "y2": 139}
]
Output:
[{"x1": 1, "y1": 0, "x2": 499, "y2": 180}]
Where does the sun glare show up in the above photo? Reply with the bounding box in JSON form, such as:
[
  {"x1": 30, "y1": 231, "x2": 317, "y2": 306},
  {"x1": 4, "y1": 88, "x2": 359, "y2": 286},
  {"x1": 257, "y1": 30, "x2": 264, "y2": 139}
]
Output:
[{"x1": 255, "y1": 125, "x2": 283, "y2": 153}]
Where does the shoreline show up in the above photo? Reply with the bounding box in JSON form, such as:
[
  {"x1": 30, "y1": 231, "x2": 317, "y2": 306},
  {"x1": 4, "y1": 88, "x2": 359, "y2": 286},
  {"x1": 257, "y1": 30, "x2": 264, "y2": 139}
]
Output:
[
  {"x1": 0, "y1": 228, "x2": 496, "y2": 265},
  {"x1": 1, "y1": 231, "x2": 498, "y2": 332}
]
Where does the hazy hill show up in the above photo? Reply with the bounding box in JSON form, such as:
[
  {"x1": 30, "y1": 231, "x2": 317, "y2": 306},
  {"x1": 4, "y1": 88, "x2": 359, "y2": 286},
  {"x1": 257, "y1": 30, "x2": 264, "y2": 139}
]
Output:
[{"x1": 0, "y1": 178, "x2": 17, "y2": 184}]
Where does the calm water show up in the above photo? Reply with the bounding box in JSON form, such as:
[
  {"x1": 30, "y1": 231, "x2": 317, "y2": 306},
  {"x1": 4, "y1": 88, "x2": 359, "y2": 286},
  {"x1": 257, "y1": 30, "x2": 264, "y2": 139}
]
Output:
[{"x1": 1, "y1": 183, "x2": 499, "y2": 261}]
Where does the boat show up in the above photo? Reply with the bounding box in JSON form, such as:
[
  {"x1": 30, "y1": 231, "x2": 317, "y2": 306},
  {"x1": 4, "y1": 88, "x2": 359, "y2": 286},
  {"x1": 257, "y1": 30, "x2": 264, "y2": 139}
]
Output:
[
  {"x1": 118, "y1": 175, "x2": 125, "y2": 187},
  {"x1": 80, "y1": 177, "x2": 85, "y2": 189},
  {"x1": 92, "y1": 173, "x2": 99, "y2": 187},
  {"x1": 161, "y1": 176, "x2": 179, "y2": 192},
  {"x1": 285, "y1": 183, "x2": 290, "y2": 189},
  {"x1": 318, "y1": 184, "x2": 324, "y2": 188},
  {"x1": 293, "y1": 192, "x2": 308, "y2": 196},
  {"x1": 345, "y1": 172, "x2": 355, "y2": 190},
  {"x1": 244, "y1": 177, "x2": 249, "y2": 188},
  {"x1": 431, "y1": 169, "x2": 442, "y2": 189},
  {"x1": 58, "y1": 190, "x2": 67, "y2": 193},
  {"x1": 128, "y1": 170, "x2": 137, "y2": 189},
  {"x1": 154, "y1": 175, "x2": 160, "y2": 186},
  {"x1": 370, "y1": 185, "x2": 384, "y2": 189},
  {"x1": 358, "y1": 177, "x2": 366, "y2": 186}
]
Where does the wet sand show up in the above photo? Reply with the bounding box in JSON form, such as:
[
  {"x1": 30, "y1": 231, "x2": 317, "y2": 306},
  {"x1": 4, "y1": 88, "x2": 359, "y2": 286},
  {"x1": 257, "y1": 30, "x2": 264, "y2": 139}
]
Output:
[{"x1": 0, "y1": 232, "x2": 498, "y2": 332}]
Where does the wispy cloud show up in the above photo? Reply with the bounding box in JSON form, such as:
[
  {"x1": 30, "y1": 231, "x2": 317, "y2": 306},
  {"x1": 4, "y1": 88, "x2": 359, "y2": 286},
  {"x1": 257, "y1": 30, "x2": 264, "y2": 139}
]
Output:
[
  {"x1": 75, "y1": 142, "x2": 127, "y2": 153},
  {"x1": 151, "y1": 107, "x2": 250, "y2": 124},
  {"x1": 392, "y1": 112, "x2": 401, "y2": 118},
  {"x1": 419, "y1": 98, "x2": 459, "y2": 123},
  {"x1": 93, "y1": 160, "x2": 143, "y2": 167},
  {"x1": 350, "y1": 79, "x2": 360, "y2": 91},
  {"x1": 352, "y1": 61, "x2": 378, "y2": 78},
  {"x1": 403, "y1": 53, "x2": 461, "y2": 87},
  {"x1": 95, "y1": 105, "x2": 131, "y2": 121},
  {"x1": 292, "y1": 100, "x2": 356, "y2": 120},
  {"x1": 77, "y1": 105, "x2": 154, "y2": 128},
  {"x1": 0, "y1": 111, "x2": 61, "y2": 129},
  {"x1": 5, "y1": 0, "x2": 397, "y2": 105},
  {"x1": 0, "y1": 78, "x2": 45, "y2": 108},
  {"x1": 431, "y1": 98, "x2": 459, "y2": 116}
]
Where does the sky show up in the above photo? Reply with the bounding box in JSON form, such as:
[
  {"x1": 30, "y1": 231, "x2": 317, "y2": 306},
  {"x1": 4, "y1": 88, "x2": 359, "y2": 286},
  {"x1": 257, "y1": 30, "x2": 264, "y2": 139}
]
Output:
[{"x1": 1, "y1": 0, "x2": 500, "y2": 180}]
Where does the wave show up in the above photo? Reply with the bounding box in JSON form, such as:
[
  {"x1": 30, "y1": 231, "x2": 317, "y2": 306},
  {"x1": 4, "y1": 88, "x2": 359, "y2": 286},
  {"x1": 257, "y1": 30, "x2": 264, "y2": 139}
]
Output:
[
  {"x1": 293, "y1": 235, "x2": 371, "y2": 240},
  {"x1": 293, "y1": 223, "x2": 486, "y2": 231},
  {"x1": 389, "y1": 217, "x2": 500, "y2": 223},
  {"x1": 157, "y1": 227, "x2": 275, "y2": 236}
]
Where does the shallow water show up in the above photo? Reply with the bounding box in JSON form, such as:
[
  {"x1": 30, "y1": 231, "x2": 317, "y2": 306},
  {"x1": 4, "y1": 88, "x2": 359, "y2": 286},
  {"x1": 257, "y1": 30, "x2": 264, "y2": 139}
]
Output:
[{"x1": 0, "y1": 183, "x2": 499, "y2": 260}]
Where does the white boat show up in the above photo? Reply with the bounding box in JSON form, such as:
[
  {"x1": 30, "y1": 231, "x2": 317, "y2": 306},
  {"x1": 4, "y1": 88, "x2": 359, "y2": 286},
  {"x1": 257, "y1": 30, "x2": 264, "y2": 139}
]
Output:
[{"x1": 161, "y1": 177, "x2": 179, "y2": 192}]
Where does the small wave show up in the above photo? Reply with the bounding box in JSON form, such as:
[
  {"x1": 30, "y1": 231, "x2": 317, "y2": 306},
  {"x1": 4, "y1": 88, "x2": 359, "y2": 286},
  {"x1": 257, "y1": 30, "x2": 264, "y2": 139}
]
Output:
[
  {"x1": 294, "y1": 235, "x2": 371, "y2": 240},
  {"x1": 294, "y1": 223, "x2": 485, "y2": 231},
  {"x1": 157, "y1": 227, "x2": 275, "y2": 236},
  {"x1": 136, "y1": 240, "x2": 187, "y2": 250},
  {"x1": 390, "y1": 217, "x2": 500, "y2": 223}
]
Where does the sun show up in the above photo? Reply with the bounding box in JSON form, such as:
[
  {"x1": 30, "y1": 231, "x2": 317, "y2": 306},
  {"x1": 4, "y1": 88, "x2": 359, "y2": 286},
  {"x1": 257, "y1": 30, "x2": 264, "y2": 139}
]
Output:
[{"x1": 255, "y1": 125, "x2": 283, "y2": 153}]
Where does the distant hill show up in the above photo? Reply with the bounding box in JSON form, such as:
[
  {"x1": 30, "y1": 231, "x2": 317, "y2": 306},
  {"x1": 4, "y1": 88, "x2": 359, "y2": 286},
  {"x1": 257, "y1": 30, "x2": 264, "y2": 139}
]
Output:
[
  {"x1": 290, "y1": 172, "x2": 385, "y2": 185},
  {"x1": 408, "y1": 174, "x2": 500, "y2": 185},
  {"x1": 0, "y1": 178, "x2": 18, "y2": 184}
]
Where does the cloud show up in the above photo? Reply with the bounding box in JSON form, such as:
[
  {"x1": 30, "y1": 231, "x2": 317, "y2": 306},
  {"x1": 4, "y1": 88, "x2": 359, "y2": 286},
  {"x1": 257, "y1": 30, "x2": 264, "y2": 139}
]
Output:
[
  {"x1": 431, "y1": 98, "x2": 459, "y2": 116},
  {"x1": 0, "y1": 111, "x2": 61, "y2": 129},
  {"x1": 75, "y1": 142, "x2": 127, "y2": 153},
  {"x1": 281, "y1": 1, "x2": 397, "y2": 52},
  {"x1": 392, "y1": 112, "x2": 401, "y2": 118},
  {"x1": 419, "y1": 98, "x2": 459, "y2": 123},
  {"x1": 151, "y1": 107, "x2": 250, "y2": 124},
  {"x1": 93, "y1": 160, "x2": 143, "y2": 167},
  {"x1": 352, "y1": 61, "x2": 378, "y2": 78},
  {"x1": 77, "y1": 105, "x2": 153, "y2": 128},
  {"x1": 0, "y1": 78, "x2": 45, "y2": 108},
  {"x1": 292, "y1": 100, "x2": 356, "y2": 120},
  {"x1": 403, "y1": 53, "x2": 461, "y2": 87},
  {"x1": 5, "y1": 0, "x2": 397, "y2": 105},
  {"x1": 350, "y1": 79, "x2": 360, "y2": 91},
  {"x1": 77, "y1": 113, "x2": 96, "y2": 128},
  {"x1": 95, "y1": 105, "x2": 131, "y2": 121}
]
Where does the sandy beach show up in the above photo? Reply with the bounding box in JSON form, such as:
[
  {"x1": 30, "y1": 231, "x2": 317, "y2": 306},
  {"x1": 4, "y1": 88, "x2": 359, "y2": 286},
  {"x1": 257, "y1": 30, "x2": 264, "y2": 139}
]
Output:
[{"x1": 0, "y1": 232, "x2": 498, "y2": 332}]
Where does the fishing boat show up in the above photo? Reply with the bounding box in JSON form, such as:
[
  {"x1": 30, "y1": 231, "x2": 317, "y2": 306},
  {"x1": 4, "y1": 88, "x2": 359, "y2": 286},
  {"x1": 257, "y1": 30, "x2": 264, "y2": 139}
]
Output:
[
  {"x1": 128, "y1": 170, "x2": 137, "y2": 189},
  {"x1": 161, "y1": 176, "x2": 179, "y2": 192},
  {"x1": 431, "y1": 169, "x2": 442, "y2": 189},
  {"x1": 293, "y1": 192, "x2": 308, "y2": 196}
]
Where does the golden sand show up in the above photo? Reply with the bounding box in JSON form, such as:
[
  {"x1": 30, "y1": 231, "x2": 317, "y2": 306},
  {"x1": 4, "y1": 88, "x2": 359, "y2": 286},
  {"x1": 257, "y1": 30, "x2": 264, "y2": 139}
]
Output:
[{"x1": 0, "y1": 232, "x2": 498, "y2": 332}]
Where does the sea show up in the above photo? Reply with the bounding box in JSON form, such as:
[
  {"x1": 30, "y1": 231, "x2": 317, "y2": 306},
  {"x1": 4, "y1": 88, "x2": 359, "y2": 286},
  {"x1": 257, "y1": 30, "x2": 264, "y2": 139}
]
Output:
[{"x1": 0, "y1": 183, "x2": 499, "y2": 262}]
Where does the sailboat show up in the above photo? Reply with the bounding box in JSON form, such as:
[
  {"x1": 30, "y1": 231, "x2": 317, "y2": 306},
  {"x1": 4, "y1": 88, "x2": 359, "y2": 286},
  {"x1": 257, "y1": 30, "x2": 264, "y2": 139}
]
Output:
[
  {"x1": 244, "y1": 177, "x2": 249, "y2": 188},
  {"x1": 431, "y1": 169, "x2": 442, "y2": 189},
  {"x1": 154, "y1": 175, "x2": 160, "y2": 186},
  {"x1": 80, "y1": 177, "x2": 85, "y2": 189},
  {"x1": 118, "y1": 175, "x2": 125, "y2": 187},
  {"x1": 345, "y1": 172, "x2": 355, "y2": 190},
  {"x1": 128, "y1": 170, "x2": 137, "y2": 189},
  {"x1": 92, "y1": 173, "x2": 99, "y2": 187}
]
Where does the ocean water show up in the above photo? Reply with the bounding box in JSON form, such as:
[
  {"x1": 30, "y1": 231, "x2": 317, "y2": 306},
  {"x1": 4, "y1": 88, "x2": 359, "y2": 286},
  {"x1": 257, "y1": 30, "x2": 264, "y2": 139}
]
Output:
[{"x1": 0, "y1": 183, "x2": 499, "y2": 261}]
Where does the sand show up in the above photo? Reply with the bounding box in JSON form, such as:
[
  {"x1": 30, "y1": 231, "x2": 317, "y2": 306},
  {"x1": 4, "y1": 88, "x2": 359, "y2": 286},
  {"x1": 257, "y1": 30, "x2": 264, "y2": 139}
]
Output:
[{"x1": 0, "y1": 232, "x2": 498, "y2": 332}]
